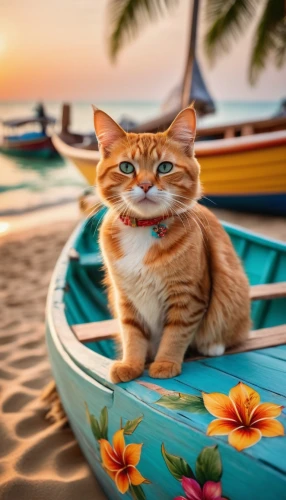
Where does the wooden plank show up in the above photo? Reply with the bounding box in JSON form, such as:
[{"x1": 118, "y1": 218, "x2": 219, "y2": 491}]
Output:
[
  {"x1": 250, "y1": 282, "x2": 286, "y2": 301},
  {"x1": 72, "y1": 281, "x2": 286, "y2": 342},
  {"x1": 185, "y1": 325, "x2": 286, "y2": 361},
  {"x1": 73, "y1": 318, "x2": 286, "y2": 357},
  {"x1": 226, "y1": 325, "x2": 286, "y2": 353},
  {"x1": 72, "y1": 318, "x2": 119, "y2": 342},
  {"x1": 185, "y1": 324, "x2": 286, "y2": 361},
  {"x1": 248, "y1": 324, "x2": 286, "y2": 339}
]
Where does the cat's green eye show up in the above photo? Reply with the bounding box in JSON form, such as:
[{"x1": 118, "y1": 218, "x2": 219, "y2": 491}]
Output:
[
  {"x1": 119, "y1": 161, "x2": 135, "y2": 174},
  {"x1": 157, "y1": 162, "x2": 173, "y2": 174}
]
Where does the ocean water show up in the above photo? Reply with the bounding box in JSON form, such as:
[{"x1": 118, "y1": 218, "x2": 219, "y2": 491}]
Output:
[{"x1": 0, "y1": 100, "x2": 281, "y2": 216}]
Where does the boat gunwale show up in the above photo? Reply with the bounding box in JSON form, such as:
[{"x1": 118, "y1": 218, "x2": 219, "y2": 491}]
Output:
[
  {"x1": 46, "y1": 220, "x2": 114, "y2": 391},
  {"x1": 52, "y1": 133, "x2": 100, "y2": 161},
  {"x1": 53, "y1": 129, "x2": 286, "y2": 164},
  {"x1": 195, "y1": 132, "x2": 286, "y2": 157},
  {"x1": 46, "y1": 288, "x2": 113, "y2": 397}
]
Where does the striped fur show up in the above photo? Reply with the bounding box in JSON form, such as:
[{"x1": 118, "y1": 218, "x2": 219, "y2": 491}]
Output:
[{"x1": 93, "y1": 106, "x2": 251, "y2": 383}]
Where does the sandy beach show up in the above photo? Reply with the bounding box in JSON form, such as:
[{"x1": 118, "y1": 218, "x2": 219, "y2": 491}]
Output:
[
  {"x1": 0, "y1": 218, "x2": 107, "y2": 500},
  {"x1": 0, "y1": 207, "x2": 285, "y2": 500}
]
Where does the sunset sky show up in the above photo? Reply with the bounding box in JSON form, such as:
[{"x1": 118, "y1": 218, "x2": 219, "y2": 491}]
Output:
[{"x1": 0, "y1": 0, "x2": 285, "y2": 103}]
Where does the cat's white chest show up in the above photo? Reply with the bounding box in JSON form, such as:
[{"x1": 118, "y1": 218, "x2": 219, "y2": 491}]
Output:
[
  {"x1": 115, "y1": 226, "x2": 165, "y2": 354},
  {"x1": 116, "y1": 225, "x2": 154, "y2": 275}
]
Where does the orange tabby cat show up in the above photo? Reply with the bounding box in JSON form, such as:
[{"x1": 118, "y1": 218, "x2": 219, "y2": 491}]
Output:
[{"x1": 93, "y1": 105, "x2": 251, "y2": 383}]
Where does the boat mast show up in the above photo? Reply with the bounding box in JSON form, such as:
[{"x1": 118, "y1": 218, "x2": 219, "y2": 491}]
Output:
[{"x1": 180, "y1": 0, "x2": 200, "y2": 109}]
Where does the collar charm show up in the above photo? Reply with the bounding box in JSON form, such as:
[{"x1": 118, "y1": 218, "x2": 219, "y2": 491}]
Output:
[{"x1": 151, "y1": 223, "x2": 168, "y2": 238}]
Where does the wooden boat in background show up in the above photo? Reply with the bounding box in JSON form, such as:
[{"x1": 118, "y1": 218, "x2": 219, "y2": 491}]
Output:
[
  {"x1": 0, "y1": 115, "x2": 57, "y2": 158},
  {"x1": 46, "y1": 212, "x2": 286, "y2": 500},
  {"x1": 53, "y1": 112, "x2": 286, "y2": 215}
]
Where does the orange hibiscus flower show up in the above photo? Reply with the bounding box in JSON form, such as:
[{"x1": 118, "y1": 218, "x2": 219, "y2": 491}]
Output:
[
  {"x1": 202, "y1": 382, "x2": 284, "y2": 451},
  {"x1": 99, "y1": 428, "x2": 147, "y2": 494}
]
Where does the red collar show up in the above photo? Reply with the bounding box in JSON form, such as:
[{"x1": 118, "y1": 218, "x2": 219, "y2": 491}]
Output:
[{"x1": 119, "y1": 214, "x2": 170, "y2": 228}]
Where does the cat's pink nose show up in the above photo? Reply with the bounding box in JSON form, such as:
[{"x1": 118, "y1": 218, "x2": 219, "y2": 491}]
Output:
[{"x1": 138, "y1": 182, "x2": 153, "y2": 193}]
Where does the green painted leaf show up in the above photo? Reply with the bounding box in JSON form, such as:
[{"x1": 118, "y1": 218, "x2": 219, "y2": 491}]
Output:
[
  {"x1": 99, "y1": 407, "x2": 108, "y2": 439},
  {"x1": 123, "y1": 415, "x2": 143, "y2": 435},
  {"x1": 90, "y1": 415, "x2": 102, "y2": 441},
  {"x1": 161, "y1": 443, "x2": 195, "y2": 481},
  {"x1": 129, "y1": 484, "x2": 146, "y2": 500},
  {"x1": 156, "y1": 393, "x2": 208, "y2": 414},
  {"x1": 85, "y1": 403, "x2": 104, "y2": 441},
  {"x1": 195, "y1": 445, "x2": 222, "y2": 485}
]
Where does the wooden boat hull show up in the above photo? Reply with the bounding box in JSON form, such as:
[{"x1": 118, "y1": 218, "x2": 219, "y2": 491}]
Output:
[
  {"x1": 46, "y1": 216, "x2": 286, "y2": 500},
  {"x1": 52, "y1": 131, "x2": 286, "y2": 215},
  {"x1": 0, "y1": 133, "x2": 57, "y2": 158}
]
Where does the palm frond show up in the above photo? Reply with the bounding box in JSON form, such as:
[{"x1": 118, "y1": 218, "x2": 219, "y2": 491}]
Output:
[
  {"x1": 107, "y1": 0, "x2": 177, "y2": 62},
  {"x1": 204, "y1": 0, "x2": 258, "y2": 62},
  {"x1": 249, "y1": 0, "x2": 286, "y2": 84},
  {"x1": 274, "y1": 21, "x2": 286, "y2": 67}
]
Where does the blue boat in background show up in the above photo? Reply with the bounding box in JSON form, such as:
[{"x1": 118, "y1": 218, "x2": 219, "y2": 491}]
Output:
[{"x1": 0, "y1": 104, "x2": 57, "y2": 158}]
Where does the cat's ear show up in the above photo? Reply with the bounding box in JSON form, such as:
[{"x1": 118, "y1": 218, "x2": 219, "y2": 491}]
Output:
[
  {"x1": 93, "y1": 106, "x2": 126, "y2": 156},
  {"x1": 167, "y1": 106, "x2": 196, "y2": 156}
]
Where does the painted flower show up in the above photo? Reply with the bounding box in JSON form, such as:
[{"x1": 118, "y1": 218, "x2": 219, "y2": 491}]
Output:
[
  {"x1": 99, "y1": 428, "x2": 146, "y2": 494},
  {"x1": 203, "y1": 382, "x2": 284, "y2": 451},
  {"x1": 174, "y1": 477, "x2": 227, "y2": 500}
]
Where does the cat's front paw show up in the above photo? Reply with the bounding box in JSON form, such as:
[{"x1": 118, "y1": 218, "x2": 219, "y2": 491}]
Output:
[
  {"x1": 149, "y1": 360, "x2": 181, "y2": 379},
  {"x1": 109, "y1": 361, "x2": 144, "y2": 383}
]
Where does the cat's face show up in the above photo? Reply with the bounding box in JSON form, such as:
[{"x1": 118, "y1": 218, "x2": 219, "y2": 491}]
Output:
[{"x1": 94, "y1": 107, "x2": 201, "y2": 218}]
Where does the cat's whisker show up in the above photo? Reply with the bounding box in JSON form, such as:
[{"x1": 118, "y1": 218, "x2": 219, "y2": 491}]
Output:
[
  {"x1": 168, "y1": 202, "x2": 188, "y2": 231},
  {"x1": 172, "y1": 204, "x2": 192, "y2": 231},
  {"x1": 169, "y1": 193, "x2": 194, "y2": 202},
  {"x1": 85, "y1": 204, "x2": 106, "y2": 230},
  {"x1": 110, "y1": 199, "x2": 132, "y2": 234},
  {"x1": 188, "y1": 209, "x2": 209, "y2": 249},
  {"x1": 93, "y1": 200, "x2": 125, "y2": 230},
  {"x1": 106, "y1": 194, "x2": 123, "y2": 200},
  {"x1": 170, "y1": 198, "x2": 192, "y2": 216},
  {"x1": 201, "y1": 195, "x2": 216, "y2": 205},
  {"x1": 194, "y1": 207, "x2": 211, "y2": 235},
  {"x1": 80, "y1": 196, "x2": 103, "y2": 215},
  {"x1": 94, "y1": 210, "x2": 107, "y2": 233},
  {"x1": 170, "y1": 193, "x2": 211, "y2": 236},
  {"x1": 86, "y1": 203, "x2": 104, "y2": 218},
  {"x1": 170, "y1": 198, "x2": 203, "y2": 236},
  {"x1": 84, "y1": 206, "x2": 100, "y2": 220},
  {"x1": 169, "y1": 194, "x2": 195, "y2": 210},
  {"x1": 82, "y1": 200, "x2": 101, "y2": 212}
]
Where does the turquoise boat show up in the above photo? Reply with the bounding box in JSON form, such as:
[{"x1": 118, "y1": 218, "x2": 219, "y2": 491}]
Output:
[{"x1": 46, "y1": 212, "x2": 286, "y2": 500}]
